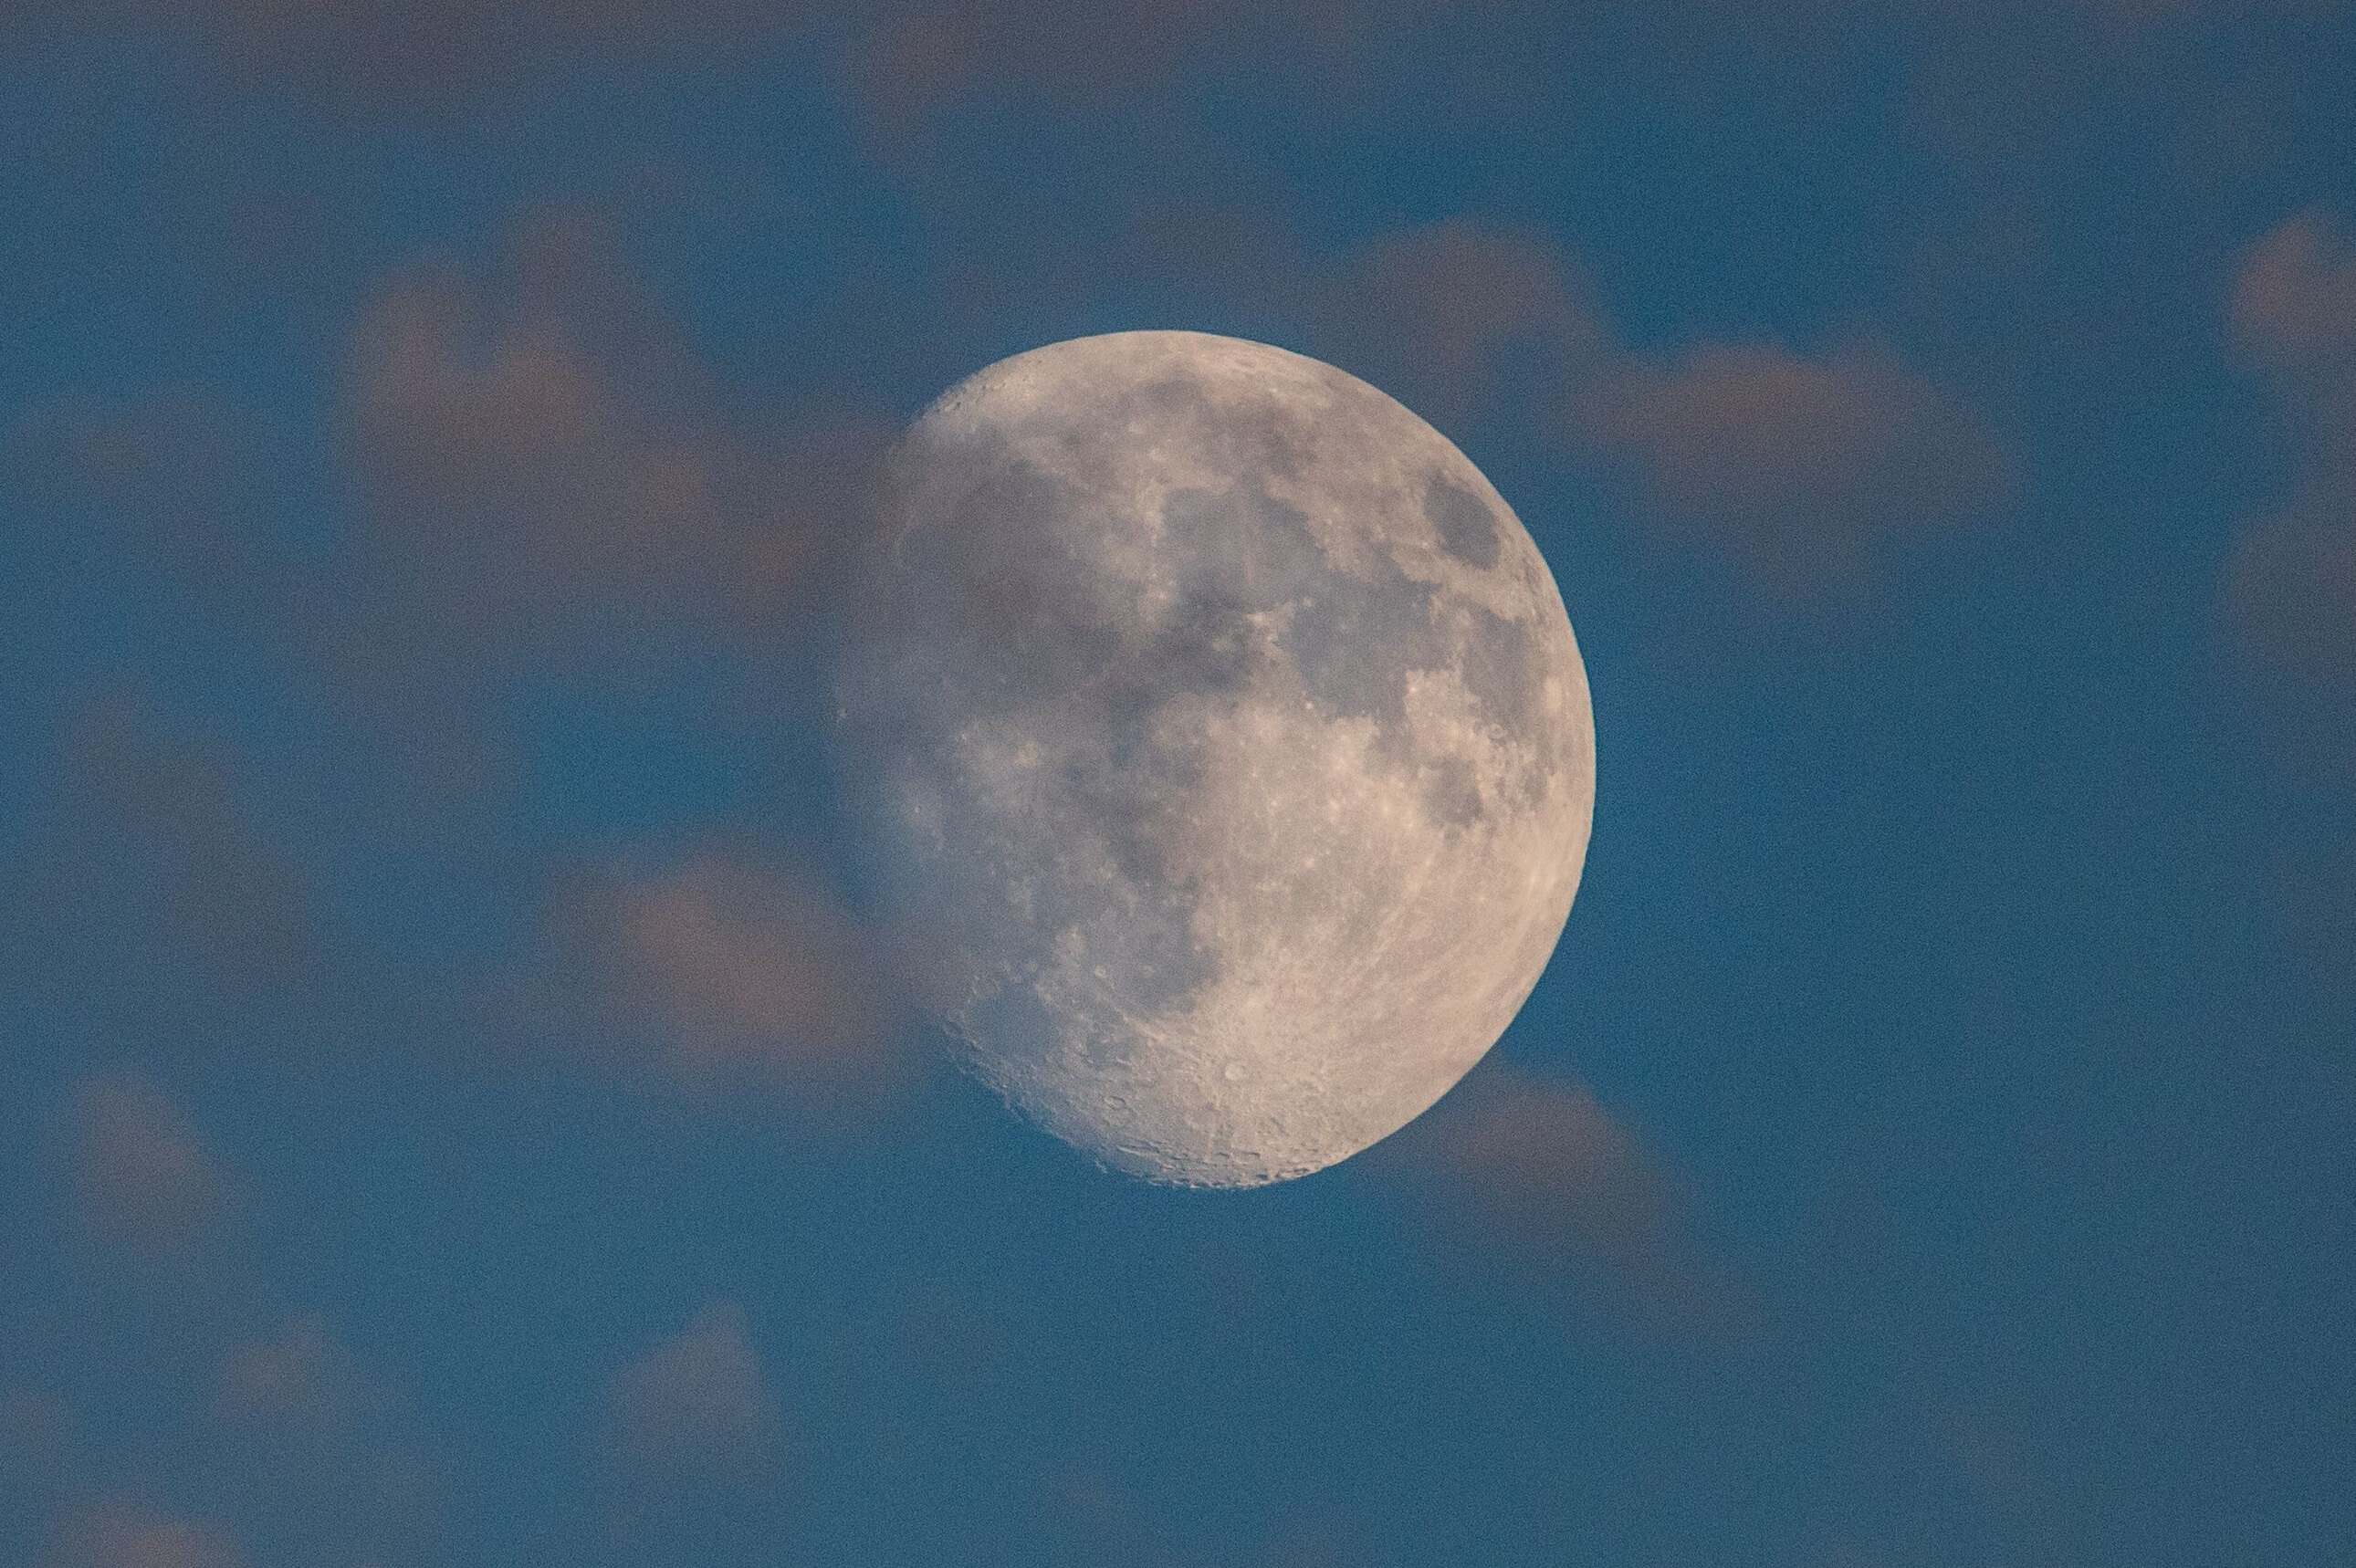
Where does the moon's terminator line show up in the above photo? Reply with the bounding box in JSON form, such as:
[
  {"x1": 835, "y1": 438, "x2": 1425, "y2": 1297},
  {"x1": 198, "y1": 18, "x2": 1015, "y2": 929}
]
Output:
[{"x1": 835, "y1": 330, "x2": 1595, "y2": 1187}]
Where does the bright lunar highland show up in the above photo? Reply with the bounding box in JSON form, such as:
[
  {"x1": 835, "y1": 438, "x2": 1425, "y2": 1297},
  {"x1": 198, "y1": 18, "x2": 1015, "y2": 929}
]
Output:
[{"x1": 835, "y1": 330, "x2": 1595, "y2": 1187}]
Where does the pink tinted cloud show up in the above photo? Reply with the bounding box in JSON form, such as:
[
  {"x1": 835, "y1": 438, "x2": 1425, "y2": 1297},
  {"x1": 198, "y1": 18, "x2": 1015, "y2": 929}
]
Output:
[
  {"x1": 341, "y1": 213, "x2": 883, "y2": 635},
  {"x1": 839, "y1": 0, "x2": 1879, "y2": 144},
  {"x1": 21, "y1": 692, "x2": 330, "y2": 1009},
  {"x1": 580, "y1": 852, "x2": 905, "y2": 1105},
  {"x1": 215, "y1": 1315, "x2": 366, "y2": 1437},
  {"x1": 69, "y1": 1071, "x2": 234, "y2": 1265},
  {"x1": 8, "y1": 0, "x2": 2338, "y2": 131},
  {"x1": 200, "y1": 1314, "x2": 446, "y2": 1554},
  {"x1": 2, "y1": 0, "x2": 816, "y2": 115},
  {"x1": 324, "y1": 213, "x2": 888, "y2": 800},
  {"x1": 2222, "y1": 508, "x2": 2356, "y2": 687},
  {"x1": 45, "y1": 1505, "x2": 241, "y2": 1568},
  {"x1": 0, "y1": 1387, "x2": 79, "y2": 1507},
  {"x1": 842, "y1": 0, "x2": 1262, "y2": 136},
  {"x1": 2231, "y1": 210, "x2": 2356, "y2": 379},
  {"x1": 1328, "y1": 220, "x2": 1608, "y2": 434},
  {"x1": 1577, "y1": 338, "x2": 2015, "y2": 595},
  {"x1": 1124, "y1": 204, "x2": 1607, "y2": 434},
  {"x1": 605, "y1": 1300, "x2": 782, "y2": 1490},
  {"x1": 1132, "y1": 201, "x2": 2005, "y2": 600},
  {"x1": 1371, "y1": 1064, "x2": 1733, "y2": 1329},
  {"x1": 2220, "y1": 211, "x2": 2356, "y2": 767},
  {"x1": 4, "y1": 392, "x2": 285, "y2": 617}
]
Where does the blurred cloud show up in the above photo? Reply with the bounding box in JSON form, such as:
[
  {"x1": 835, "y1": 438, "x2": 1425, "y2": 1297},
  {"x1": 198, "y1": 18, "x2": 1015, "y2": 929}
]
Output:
[
  {"x1": 69, "y1": 1071, "x2": 234, "y2": 1267},
  {"x1": 0, "y1": 1387, "x2": 79, "y2": 1513},
  {"x1": 345, "y1": 214, "x2": 818, "y2": 615},
  {"x1": 1369, "y1": 1063, "x2": 1734, "y2": 1332},
  {"x1": 4, "y1": 393, "x2": 284, "y2": 619},
  {"x1": 1574, "y1": 338, "x2": 2016, "y2": 597},
  {"x1": 323, "y1": 209, "x2": 888, "y2": 803},
  {"x1": 3, "y1": 0, "x2": 2336, "y2": 140},
  {"x1": 203, "y1": 1315, "x2": 444, "y2": 1563},
  {"x1": 1131, "y1": 200, "x2": 2011, "y2": 598},
  {"x1": 2231, "y1": 210, "x2": 2356, "y2": 377},
  {"x1": 1, "y1": 0, "x2": 814, "y2": 115},
  {"x1": 1325, "y1": 220, "x2": 1609, "y2": 436},
  {"x1": 3, "y1": 0, "x2": 1396, "y2": 130},
  {"x1": 215, "y1": 1316, "x2": 365, "y2": 1437},
  {"x1": 843, "y1": 0, "x2": 1253, "y2": 137},
  {"x1": 23, "y1": 693, "x2": 330, "y2": 1007},
  {"x1": 835, "y1": 0, "x2": 1985, "y2": 144},
  {"x1": 12, "y1": 214, "x2": 911, "y2": 1118},
  {"x1": 573, "y1": 851, "x2": 906, "y2": 1104},
  {"x1": 604, "y1": 1300, "x2": 782, "y2": 1491},
  {"x1": 44, "y1": 1504, "x2": 241, "y2": 1568},
  {"x1": 1126, "y1": 206, "x2": 1607, "y2": 438},
  {"x1": 2221, "y1": 210, "x2": 2356, "y2": 769}
]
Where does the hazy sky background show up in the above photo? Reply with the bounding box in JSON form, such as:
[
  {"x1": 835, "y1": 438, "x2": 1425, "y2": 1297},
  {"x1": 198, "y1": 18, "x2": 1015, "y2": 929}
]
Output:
[{"x1": 4, "y1": 5, "x2": 2354, "y2": 1565}]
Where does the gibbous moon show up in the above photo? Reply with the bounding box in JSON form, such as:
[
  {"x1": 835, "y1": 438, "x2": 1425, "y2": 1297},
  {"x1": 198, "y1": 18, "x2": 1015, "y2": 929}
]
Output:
[{"x1": 834, "y1": 330, "x2": 1594, "y2": 1187}]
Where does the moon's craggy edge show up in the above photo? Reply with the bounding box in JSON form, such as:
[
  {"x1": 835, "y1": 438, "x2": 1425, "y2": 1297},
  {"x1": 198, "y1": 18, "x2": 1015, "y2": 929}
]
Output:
[{"x1": 835, "y1": 332, "x2": 1595, "y2": 1187}]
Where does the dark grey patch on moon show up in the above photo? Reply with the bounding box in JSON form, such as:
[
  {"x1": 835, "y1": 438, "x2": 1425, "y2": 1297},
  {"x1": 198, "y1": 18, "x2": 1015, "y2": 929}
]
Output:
[
  {"x1": 1427, "y1": 473, "x2": 1503, "y2": 570},
  {"x1": 1283, "y1": 569, "x2": 1440, "y2": 727},
  {"x1": 1160, "y1": 484, "x2": 1325, "y2": 621},
  {"x1": 1166, "y1": 479, "x2": 1526, "y2": 747},
  {"x1": 906, "y1": 453, "x2": 1126, "y2": 700},
  {"x1": 1453, "y1": 602, "x2": 1539, "y2": 743},
  {"x1": 1420, "y1": 755, "x2": 1486, "y2": 829}
]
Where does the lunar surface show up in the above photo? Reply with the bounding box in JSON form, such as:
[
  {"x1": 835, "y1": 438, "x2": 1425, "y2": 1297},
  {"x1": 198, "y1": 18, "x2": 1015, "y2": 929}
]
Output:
[{"x1": 834, "y1": 330, "x2": 1594, "y2": 1187}]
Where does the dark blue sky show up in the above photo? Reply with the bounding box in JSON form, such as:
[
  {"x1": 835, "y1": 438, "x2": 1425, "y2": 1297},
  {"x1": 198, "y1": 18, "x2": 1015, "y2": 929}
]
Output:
[{"x1": 5, "y1": 5, "x2": 2354, "y2": 1565}]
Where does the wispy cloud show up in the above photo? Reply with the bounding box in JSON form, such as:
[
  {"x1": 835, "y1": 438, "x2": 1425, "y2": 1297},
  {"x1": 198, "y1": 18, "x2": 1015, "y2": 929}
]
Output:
[
  {"x1": 25, "y1": 694, "x2": 330, "y2": 1008},
  {"x1": 843, "y1": 0, "x2": 1253, "y2": 137},
  {"x1": 1325, "y1": 220, "x2": 1609, "y2": 436},
  {"x1": 325, "y1": 211, "x2": 888, "y2": 803},
  {"x1": 1574, "y1": 337, "x2": 2016, "y2": 598},
  {"x1": 573, "y1": 852, "x2": 907, "y2": 1104},
  {"x1": 214, "y1": 1316, "x2": 367, "y2": 1438},
  {"x1": 44, "y1": 1504, "x2": 242, "y2": 1568},
  {"x1": 604, "y1": 1300, "x2": 783, "y2": 1493},
  {"x1": 202, "y1": 1314, "x2": 443, "y2": 1560},
  {"x1": 0, "y1": 1387, "x2": 79, "y2": 1516},
  {"x1": 1367, "y1": 1063, "x2": 1736, "y2": 1333},
  {"x1": 68, "y1": 1071, "x2": 234, "y2": 1269},
  {"x1": 2221, "y1": 209, "x2": 2356, "y2": 770},
  {"x1": 1121, "y1": 205, "x2": 1606, "y2": 438},
  {"x1": 1127, "y1": 200, "x2": 2013, "y2": 601},
  {"x1": 2232, "y1": 210, "x2": 2356, "y2": 376},
  {"x1": 2, "y1": 0, "x2": 814, "y2": 114}
]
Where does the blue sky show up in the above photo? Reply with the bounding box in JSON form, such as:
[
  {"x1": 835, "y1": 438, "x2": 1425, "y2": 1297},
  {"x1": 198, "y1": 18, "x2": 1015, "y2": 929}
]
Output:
[{"x1": 4, "y1": 5, "x2": 2354, "y2": 1565}]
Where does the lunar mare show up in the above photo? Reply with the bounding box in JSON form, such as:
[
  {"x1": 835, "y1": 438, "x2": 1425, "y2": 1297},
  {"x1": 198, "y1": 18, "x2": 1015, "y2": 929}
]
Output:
[{"x1": 834, "y1": 331, "x2": 1594, "y2": 1187}]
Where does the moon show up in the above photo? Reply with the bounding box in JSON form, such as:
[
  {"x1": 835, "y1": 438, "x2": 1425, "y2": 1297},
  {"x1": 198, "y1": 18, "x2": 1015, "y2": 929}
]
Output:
[{"x1": 833, "y1": 330, "x2": 1594, "y2": 1188}]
